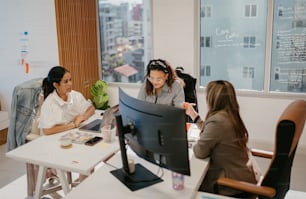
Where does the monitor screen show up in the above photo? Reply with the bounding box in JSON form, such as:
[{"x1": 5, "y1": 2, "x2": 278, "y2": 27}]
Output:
[{"x1": 111, "y1": 88, "x2": 190, "y2": 191}]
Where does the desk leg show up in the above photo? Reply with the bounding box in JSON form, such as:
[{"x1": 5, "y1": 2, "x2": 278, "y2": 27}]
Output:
[
  {"x1": 33, "y1": 166, "x2": 47, "y2": 199},
  {"x1": 56, "y1": 169, "x2": 70, "y2": 195}
]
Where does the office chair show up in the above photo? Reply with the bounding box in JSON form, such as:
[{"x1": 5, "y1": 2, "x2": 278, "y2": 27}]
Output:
[
  {"x1": 216, "y1": 99, "x2": 306, "y2": 199},
  {"x1": 8, "y1": 79, "x2": 73, "y2": 197}
]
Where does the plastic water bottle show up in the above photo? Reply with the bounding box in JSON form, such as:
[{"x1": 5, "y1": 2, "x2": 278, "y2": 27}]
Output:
[{"x1": 172, "y1": 172, "x2": 184, "y2": 190}]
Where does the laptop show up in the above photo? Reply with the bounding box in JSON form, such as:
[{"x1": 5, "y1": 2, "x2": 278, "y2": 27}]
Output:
[
  {"x1": 78, "y1": 118, "x2": 102, "y2": 133},
  {"x1": 78, "y1": 104, "x2": 119, "y2": 133}
]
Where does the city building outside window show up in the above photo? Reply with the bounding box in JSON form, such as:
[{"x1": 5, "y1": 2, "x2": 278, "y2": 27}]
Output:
[{"x1": 98, "y1": 0, "x2": 151, "y2": 83}]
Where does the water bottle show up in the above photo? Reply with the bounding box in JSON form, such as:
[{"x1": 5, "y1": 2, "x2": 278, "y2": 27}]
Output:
[{"x1": 172, "y1": 171, "x2": 184, "y2": 190}]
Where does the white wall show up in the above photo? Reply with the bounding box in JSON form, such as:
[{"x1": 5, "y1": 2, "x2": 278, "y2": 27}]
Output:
[
  {"x1": 0, "y1": 0, "x2": 59, "y2": 112},
  {"x1": 0, "y1": 0, "x2": 305, "y2": 152}
]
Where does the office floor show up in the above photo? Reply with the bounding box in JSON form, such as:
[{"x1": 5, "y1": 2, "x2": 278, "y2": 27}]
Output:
[
  {"x1": 1, "y1": 143, "x2": 305, "y2": 198},
  {"x1": 0, "y1": 144, "x2": 26, "y2": 188}
]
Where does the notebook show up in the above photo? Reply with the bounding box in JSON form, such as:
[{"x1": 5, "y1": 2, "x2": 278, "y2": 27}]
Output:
[{"x1": 78, "y1": 104, "x2": 119, "y2": 133}]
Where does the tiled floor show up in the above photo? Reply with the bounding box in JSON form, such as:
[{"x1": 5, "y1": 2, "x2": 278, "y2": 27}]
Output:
[{"x1": 1, "y1": 143, "x2": 305, "y2": 198}]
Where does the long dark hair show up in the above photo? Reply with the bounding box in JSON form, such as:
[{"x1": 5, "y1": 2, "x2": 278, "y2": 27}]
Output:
[
  {"x1": 144, "y1": 59, "x2": 177, "y2": 95},
  {"x1": 205, "y1": 80, "x2": 249, "y2": 149},
  {"x1": 42, "y1": 66, "x2": 69, "y2": 99}
]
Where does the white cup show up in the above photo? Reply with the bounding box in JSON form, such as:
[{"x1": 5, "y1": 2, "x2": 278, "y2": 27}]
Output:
[
  {"x1": 128, "y1": 159, "x2": 135, "y2": 174},
  {"x1": 102, "y1": 125, "x2": 116, "y2": 143},
  {"x1": 59, "y1": 137, "x2": 72, "y2": 148}
]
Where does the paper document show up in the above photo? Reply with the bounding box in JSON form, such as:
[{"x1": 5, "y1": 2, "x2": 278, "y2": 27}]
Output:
[{"x1": 187, "y1": 123, "x2": 201, "y2": 142}]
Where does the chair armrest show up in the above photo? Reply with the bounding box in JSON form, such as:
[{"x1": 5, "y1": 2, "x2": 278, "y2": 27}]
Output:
[
  {"x1": 250, "y1": 148, "x2": 273, "y2": 159},
  {"x1": 217, "y1": 177, "x2": 276, "y2": 198}
]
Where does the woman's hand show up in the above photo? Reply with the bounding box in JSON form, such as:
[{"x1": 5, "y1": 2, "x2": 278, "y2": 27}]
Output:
[
  {"x1": 73, "y1": 115, "x2": 86, "y2": 127},
  {"x1": 73, "y1": 106, "x2": 95, "y2": 127},
  {"x1": 183, "y1": 102, "x2": 199, "y2": 121}
]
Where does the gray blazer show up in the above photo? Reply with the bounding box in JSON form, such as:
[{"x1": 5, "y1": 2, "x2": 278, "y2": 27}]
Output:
[
  {"x1": 137, "y1": 80, "x2": 184, "y2": 107},
  {"x1": 193, "y1": 111, "x2": 257, "y2": 196}
]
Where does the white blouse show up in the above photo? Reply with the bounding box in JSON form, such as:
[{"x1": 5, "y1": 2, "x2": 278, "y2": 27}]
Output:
[{"x1": 39, "y1": 90, "x2": 92, "y2": 129}]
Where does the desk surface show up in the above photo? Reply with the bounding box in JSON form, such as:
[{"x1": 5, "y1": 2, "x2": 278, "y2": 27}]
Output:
[
  {"x1": 63, "y1": 148, "x2": 209, "y2": 199},
  {"x1": 194, "y1": 192, "x2": 234, "y2": 199},
  {"x1": 6, "y1": 110, "x2": 119, "y2": 175}
]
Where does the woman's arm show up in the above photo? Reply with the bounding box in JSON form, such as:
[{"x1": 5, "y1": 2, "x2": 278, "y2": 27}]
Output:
[
  {"x1": 172, "y1": 81, "x2": 185, "y2": 107},
  {"x1": 73, "y1": 105, "x2": 95, "y2": 126},
  {"x1": 193, "y1": 119, "x2": 219, "y2": 159},
  {"x1": 43, "y1": 122, "x2": 76, "y2": 135},
  {"x1": 43, "y1": 105, "x2": 95, "y2": 135},
  {"x1": 80, "y1": 105, "x2": 95, "y2": 122},
  {"x1": 184, "y1": 102, "x2": 200, "y2": 120}
]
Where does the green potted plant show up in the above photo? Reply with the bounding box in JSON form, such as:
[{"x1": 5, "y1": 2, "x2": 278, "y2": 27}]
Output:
[{"x1": 90, "y1": 80, "x2": 110, "y2": 110}]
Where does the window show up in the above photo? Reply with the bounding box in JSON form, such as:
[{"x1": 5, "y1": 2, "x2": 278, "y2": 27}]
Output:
[
  {"x1": 201, "y1": 65, "x2": 211, "y2": 77},
  {"x1": 98, "y1": 0, "x2": 151, "y2": 83},
  {"x1": 242, "y1": 66, "x2": 255, "y2": 79},
  {"x1": 243, "y1": 36, "x2": 256, "y2": 48},
  {"x1": 245, "y1": 4, "x2": 257, "y2": 17},
  {"x1": 270, "y1": 0, "x2": 306, "y2": 93},
  {"x1": 201, "y1": 5, "x2": 212, "y2": 18},
  {"x1": 200, "y1": 36, "x2": 212, "y2": 48},
  {"x1": 200, "y1": 0, "x2": 306, "y2": 94}
]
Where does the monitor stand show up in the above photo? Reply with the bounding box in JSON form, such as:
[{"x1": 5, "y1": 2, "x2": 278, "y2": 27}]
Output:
[
  {"x1": 111, "y1": 163, "x2": 163, "y2": 191},
  {"x1": 112, "y1": 114, "x2": 163, "y2": 191}
]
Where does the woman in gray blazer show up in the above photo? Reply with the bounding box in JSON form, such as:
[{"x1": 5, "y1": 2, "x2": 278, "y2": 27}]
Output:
[{"x1": 184, "y1": 80, "x2": 257, "y2": 197}]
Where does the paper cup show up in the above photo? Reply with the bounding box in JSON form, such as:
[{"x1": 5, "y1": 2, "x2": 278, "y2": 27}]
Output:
[
  {"x1": 59, "y1": 137, "x2": 72, "y2": 148},
  {"x1": 102, "y1": 125, "x2": 116, "y2": 143},
  {"x1": 128, "y1": 159, "x2": 135, "y2": 174}
]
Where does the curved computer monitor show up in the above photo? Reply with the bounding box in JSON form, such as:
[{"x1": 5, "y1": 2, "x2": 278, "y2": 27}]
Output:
[{"x1": 111, "y1": 88, "x2": 190, "y2": 191}]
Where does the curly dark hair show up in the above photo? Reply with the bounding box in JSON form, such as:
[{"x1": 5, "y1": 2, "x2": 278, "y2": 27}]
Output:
[{"x1": 144, "y1": 59, "x2": 178, "y2": 95}]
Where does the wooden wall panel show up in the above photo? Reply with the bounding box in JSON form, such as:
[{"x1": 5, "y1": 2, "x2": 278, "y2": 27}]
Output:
[{"x1": 54, "y1": 0, "x2": 99, "y2": 100}]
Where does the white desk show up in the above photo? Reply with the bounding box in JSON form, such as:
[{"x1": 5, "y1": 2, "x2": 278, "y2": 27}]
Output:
[
  {"x1": 6, "y1": 110, "x2": 119, "y2": 199},
  {"x1": 63, "y1": 147, "x2": 209, "y2": 199},
  {"x1": 195, "y1": 192, "x2": 235, "y2": 199}
]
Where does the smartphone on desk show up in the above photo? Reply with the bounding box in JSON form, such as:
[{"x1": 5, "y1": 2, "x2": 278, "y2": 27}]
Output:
[{"x1": 85, "y1": 136, "x2": 103, "y2": 146}]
